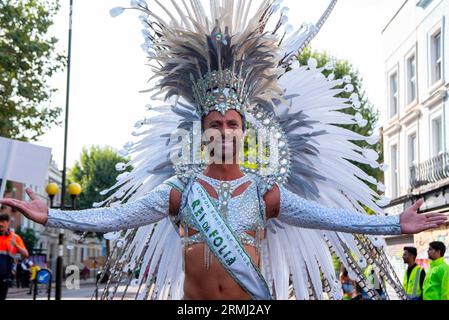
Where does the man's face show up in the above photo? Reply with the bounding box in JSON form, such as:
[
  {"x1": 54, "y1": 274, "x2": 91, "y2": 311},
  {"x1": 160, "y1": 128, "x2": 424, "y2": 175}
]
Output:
[
  {"x1": 428, "y1": 247, "x2": 441, "y2": 260},
  {"x1": 202, "y1": 110, "x2": 244, "y2": 163},
  {"x1": 0, "y1": 220, "x2": 9, "y2": 233},
  {"x1": 402, "y1": 251, "x2": 414, "y2": 264}
]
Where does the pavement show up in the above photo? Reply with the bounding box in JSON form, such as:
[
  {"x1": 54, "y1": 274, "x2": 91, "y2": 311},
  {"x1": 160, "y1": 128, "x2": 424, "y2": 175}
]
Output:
[
  {"x1": 6, "y1": 278, "x2": 401, "y2": 300},
  {"x1": 6, "y1": 278, "x2": 143, "y2": 300},
  {"x1": 7, "y1": 279, "x2": 97, "y2": 300}
]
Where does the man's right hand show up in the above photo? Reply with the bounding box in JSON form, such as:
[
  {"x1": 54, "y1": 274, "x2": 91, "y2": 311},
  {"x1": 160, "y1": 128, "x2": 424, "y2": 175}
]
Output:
[{"x1": 0, "y1": 188, "x2": 49, "y2": 225}]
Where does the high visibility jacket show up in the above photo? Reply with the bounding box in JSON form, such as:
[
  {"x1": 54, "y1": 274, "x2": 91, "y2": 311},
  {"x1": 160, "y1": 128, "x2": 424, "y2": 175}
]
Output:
[
  {"x1": 423, "y1": 257, "x2": 449, "y2": 300},
  {"x1": 0, "y1": 231, "x2": 26, "y2": 276},
  {"x1": 364, "y1": 265, "x2": 385, "y2": 290},
  {"x1": 30, "y1": 265, "x2": 41, "y2": 281},
  {"x1": 403, "y1": 265, "x2": 423, "y2": 299}
]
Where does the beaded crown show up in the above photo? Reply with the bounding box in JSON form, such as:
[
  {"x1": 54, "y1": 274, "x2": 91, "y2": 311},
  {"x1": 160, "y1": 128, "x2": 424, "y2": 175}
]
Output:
[{"x1": 191, "y1": 69, "x2": 249, "y2": 117}]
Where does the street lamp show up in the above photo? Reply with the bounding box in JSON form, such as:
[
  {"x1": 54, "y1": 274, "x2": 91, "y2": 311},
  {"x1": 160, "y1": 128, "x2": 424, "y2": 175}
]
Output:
[
  {"x1": 68, "y1": 183, "x2": 81, "y2": 209},
  {"x1": 45, "y1": 183, "x2": 59, "y2": 208},
  {"x1": 46, "y1": 182, "x2": 82, "y2": 209},
  {"x1": 45, "y1": 182, "x2": 81, "y2": 300}
]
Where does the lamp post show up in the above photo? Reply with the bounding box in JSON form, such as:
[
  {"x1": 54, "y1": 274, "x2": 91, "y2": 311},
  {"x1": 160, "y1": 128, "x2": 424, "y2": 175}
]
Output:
[
  {"x1": 52, "y1": 0, "x2": 75, "y2": 301},
  {"x1": 45, "y1": 182, "x2": 81, "y2": 300}
]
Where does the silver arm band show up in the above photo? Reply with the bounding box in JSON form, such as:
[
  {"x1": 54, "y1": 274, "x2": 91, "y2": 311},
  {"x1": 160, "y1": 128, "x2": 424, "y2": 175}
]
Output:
[
  {"x1": 46, "y1": 182, "x2": 173, "y2": 233},
  {"x1": 277, "y1": 185, "x2": 401, "y2": 235}
]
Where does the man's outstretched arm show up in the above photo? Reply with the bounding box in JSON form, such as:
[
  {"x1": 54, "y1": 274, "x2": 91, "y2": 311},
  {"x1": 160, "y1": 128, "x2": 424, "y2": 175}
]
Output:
[
  {"x1": 264, "y1": 184, "x2": 447, "y2": 236},
  {"x1": 0, "y1": 181, "x2": 176, "y2": 233}
]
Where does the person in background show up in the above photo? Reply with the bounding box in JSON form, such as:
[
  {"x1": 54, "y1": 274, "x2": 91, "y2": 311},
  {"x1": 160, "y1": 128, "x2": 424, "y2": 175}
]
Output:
[
  {"x1": 340, "y1": 266, "x2": 357, "y2": 300},
  {"x1": 0, "y1": 212, "x2": 29, "y2": 300},
  {"x1": 15, "y1": 259, "x2": 24, "y2": 288},
  {"x1": 402, "y1": 246, "x2": 425, "y2": 300},
  {"x1": 423, "y1": 241, "x2": 449, "y2": 300},
  {"x1": 362, "y1": 249, "x2": 386, "y2": 300},
  {"x1": 28, "y1": 261, "x2": 41, "y2": 295},
  {"x1": 21, "y1": 259, "x2": 32, "y2": 288},
  {"x1": 81, "y1": 264, "x2": 90, "y2": 280}
]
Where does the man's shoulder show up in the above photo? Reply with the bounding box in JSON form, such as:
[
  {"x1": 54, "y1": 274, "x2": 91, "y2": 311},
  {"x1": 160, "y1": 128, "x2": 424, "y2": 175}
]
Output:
[
  {"x1": 11, "y1": 232, "x2": 25, "y2": 245},
  {"x1": 163, "y1": 176, "x2": 187, "y2": 193},
  {"x1": 442, "y1": 261, "x2": 449, "y2": 271}
]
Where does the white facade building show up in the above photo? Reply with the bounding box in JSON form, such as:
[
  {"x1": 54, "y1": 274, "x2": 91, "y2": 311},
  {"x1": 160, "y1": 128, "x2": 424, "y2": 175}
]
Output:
[
  {"x1": 20, "y1": 157, "x2": 105, "y2": 276},
  {"x1": 382, "y1": 0, "x2": 449, "y2": 277}
]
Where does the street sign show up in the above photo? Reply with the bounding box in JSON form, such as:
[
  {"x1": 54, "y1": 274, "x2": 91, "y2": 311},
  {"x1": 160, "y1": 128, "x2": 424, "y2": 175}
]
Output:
[
  {"x1": 34, "y1": 269, "x2": 53, "y2": 300},
  {"x1": 37, "y1": 269, "x2": 52, "y2": 284}
]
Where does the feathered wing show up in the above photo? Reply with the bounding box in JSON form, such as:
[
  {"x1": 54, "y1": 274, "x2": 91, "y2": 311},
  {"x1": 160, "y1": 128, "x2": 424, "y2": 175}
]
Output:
[
  {"x1": 93, "y1": 98, "x2": 199, "y2": 300},
  {"x1": 261, "y1": 62, "x2": 406, "y2": 300}
]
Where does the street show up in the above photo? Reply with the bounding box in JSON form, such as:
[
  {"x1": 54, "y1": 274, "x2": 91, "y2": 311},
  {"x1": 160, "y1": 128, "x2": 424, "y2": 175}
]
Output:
[{"x1": 6, "y1": 280, "x2": 141, "y2": 300}]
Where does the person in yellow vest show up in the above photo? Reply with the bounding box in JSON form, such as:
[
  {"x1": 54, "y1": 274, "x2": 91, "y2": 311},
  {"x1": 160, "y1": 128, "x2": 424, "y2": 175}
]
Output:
[
  {"x1": 362, "y1": 249, "x2": 386, "y2": 300},
  {"x1": 363, "y1": 264, "x2": 386, "y2": 299},
  {"x1": 423, "y1": 241, "x2": 449, "y2": 300},
  {"x1": 28, "y1": 261, "x2": 41, "y2": 295},
  {"x1": 402, "y1": 246, "x2": 425, "y2": 300}
]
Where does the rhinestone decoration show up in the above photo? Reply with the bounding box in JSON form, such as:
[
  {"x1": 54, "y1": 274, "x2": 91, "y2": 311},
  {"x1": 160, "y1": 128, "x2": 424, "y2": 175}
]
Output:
[{"x1": 192, "y1": 69, "x2": 249, "y2": 117}]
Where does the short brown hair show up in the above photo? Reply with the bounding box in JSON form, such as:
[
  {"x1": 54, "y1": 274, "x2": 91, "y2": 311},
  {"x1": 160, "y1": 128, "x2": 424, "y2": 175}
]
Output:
[{"x1": 0, "y1": 213, "x2": 11, "y2": 222}]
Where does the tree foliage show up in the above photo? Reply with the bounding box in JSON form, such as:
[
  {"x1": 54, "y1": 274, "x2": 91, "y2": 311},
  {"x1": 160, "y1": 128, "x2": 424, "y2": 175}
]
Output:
[
  {"x1": 16, "y1": 226, "x2": 38, "y2": 252},
  {"x1": 0, "y1": 0, "x2": 65, "y2": 141},
  {"x1": 68, "y1": 146, "x2": 131, "y2": 211}
]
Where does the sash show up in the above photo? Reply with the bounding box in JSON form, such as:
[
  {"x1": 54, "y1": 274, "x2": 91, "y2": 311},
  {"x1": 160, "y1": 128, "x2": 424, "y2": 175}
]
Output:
[{"x1": 186, "y1": 181, "x2": 272, "y2": 300}]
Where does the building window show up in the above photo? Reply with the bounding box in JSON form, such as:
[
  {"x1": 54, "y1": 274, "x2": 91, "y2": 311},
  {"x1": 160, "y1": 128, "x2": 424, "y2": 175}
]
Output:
[
  {"x1": 430, "y1": 30, "x2": 442, "y2": 85},
  {"x1": 408, "y1": 133, "x2": 417, "y2": 168},
  {"x1": 406, "y1": 54, "x2": 417, "y2": 104},
  {"x1": 431, "y1": 116, "x2": 443, "y2": 156},
  {"x1": 391, "y1": 144, "x2": 399, "y2": 198},
  {"x1": 390, "y1": 72, "x2": 398, "y2": 117}
]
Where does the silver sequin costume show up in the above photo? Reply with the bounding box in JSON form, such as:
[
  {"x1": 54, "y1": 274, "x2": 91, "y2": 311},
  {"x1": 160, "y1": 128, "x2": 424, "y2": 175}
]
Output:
[{"x1": 46, "y1": 175, "x2": 401, "y2": 236}]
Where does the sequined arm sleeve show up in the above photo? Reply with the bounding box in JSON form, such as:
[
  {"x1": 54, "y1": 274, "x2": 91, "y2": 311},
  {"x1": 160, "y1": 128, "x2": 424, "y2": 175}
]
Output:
[
  {"x1": 45, "y1": 182, "x2": 173, "y2": 233},
  {"x1": 277, "y1": 185, "x2": 402, "y2": 235}
]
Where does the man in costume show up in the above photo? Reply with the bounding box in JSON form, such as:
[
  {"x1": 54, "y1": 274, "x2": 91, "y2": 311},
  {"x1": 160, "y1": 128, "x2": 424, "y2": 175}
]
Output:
[{"x1": 1, "y1": 0, "x2": 447, "y2": 300}]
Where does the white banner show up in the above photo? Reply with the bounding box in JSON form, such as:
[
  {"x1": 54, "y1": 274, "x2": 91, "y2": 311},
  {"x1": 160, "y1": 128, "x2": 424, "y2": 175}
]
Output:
[{"x1": 0, "y1": 137, "x2": 52, "y2": 193}]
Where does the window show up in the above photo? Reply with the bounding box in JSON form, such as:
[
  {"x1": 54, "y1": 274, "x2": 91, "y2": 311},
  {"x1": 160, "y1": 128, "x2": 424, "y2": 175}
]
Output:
[
  {"x1": 408, "y1": 133, "x2": 417, "y2": 168},
  {"x1": 432, "y1": 116, "x2": 443, "y2": 156},
  {"x1": 431, "y1": 30, "x2": 442, "y2": 85},
  {"x1": 406, "y1": 54, "x2": 417, "y2": 104},
  {"x1": 390, "y1": 72, "x2": 398, "y2": 117},
  {"x1": 391, "y1": 144, "x2": 399, "y2": 198}
]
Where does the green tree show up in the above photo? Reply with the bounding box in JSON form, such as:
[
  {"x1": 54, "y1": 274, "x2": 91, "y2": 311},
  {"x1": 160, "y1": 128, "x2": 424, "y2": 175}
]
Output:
[
  {"x1": 0, "y1": 0, "x2": 65, "y2": 141},
  {"x1": 16, "y1": 226, "x2": 38, "y2": 253},
  {"x1": 68, "y1": 146, "x2": 131, "y2": 211},
  {"x1": 297, "y1": 48, "x2": 382, "y2": 187}
]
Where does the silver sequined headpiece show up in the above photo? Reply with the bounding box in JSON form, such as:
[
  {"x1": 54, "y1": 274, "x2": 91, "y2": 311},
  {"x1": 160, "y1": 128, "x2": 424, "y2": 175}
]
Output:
[{"x1": 191, "y1": 69, "x2": 249, "y2": 117}]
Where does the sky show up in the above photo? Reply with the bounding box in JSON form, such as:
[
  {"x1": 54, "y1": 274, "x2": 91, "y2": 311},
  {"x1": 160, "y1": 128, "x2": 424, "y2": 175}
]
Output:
[{"x1": 36, "y1": 0, "x2": 406, "y2": 170}]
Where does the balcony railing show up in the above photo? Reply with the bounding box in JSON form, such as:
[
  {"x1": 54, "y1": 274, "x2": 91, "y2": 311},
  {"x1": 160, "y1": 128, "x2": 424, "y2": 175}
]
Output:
[{"x1": 410, "y1": 151, "x2": 449, "y2": 189}]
